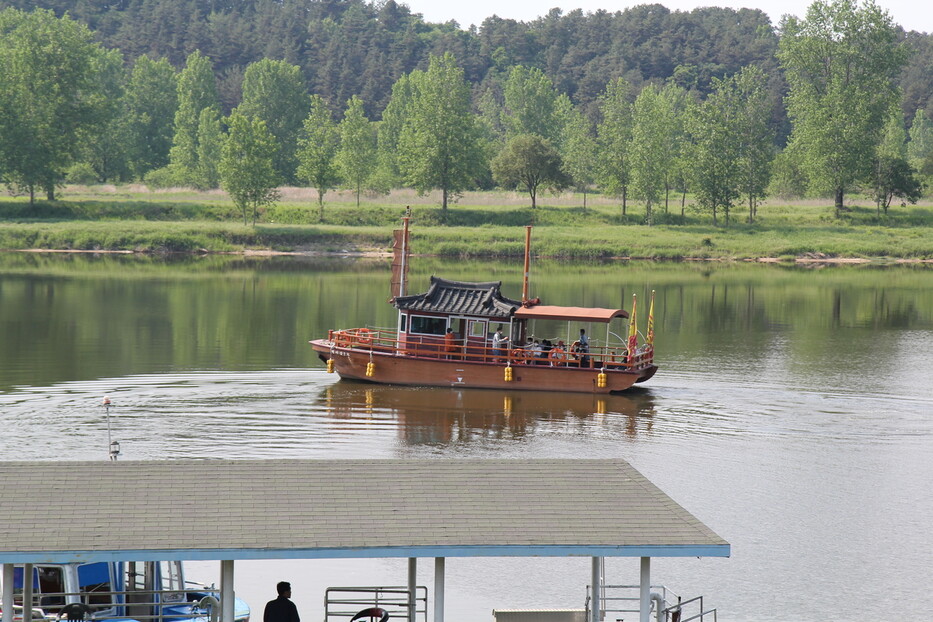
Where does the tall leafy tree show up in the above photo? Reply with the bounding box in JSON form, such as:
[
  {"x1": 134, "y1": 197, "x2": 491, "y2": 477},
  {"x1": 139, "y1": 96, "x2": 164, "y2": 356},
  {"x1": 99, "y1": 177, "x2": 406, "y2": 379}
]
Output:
[
  {"x1": 907, "y1": 108, "x2": 933, "y2": 172},
  {"x1": 502, "y1": 65, "x2": 562, "y2": 143},
  {"x1": 663, "y1": 84, "x2": 695, "y2": 216},
  {"x1": 688, "y1": 75, "x2": 743, "y2": 225},
  {"x1": 596, "y1": 77, "x2": 634, "y2": 215},
  {"x1": 297, "y1": 95, "x2": 342, "y2": 221},
  {"x1": 778, "y1": 0, "x2": 907, "y2": 216},
  {"x1": 556, "y1": 96, "x2": 598, "y2": 209},
  {"x1": 238, "y1": 59, "x2": 308, "y2": 184},
  {"x1": 372, "y1": 73, "x2": 418, "y2": 192},
  {"x1": 397, "y1": 53, "x2": 485, "y2": 211},
  {"x1": 491, "y1": 134, "x2": 569, "y2": 209},
  {"x1": 0, "y1": 8, "x2": 116, "y2": 203},
  {"x1": 196, "y1": 107, "x2": 223, "y2": 190},
  {"x1": 630, "y1": 85, "x2": 676, "y2": 222},
  {"x1": 336, "y1": 96, "x2": 376, "y2": 207},
  {"x1": 74, "y1": 48, "x2": 128, "y2": 183},
  {"x1": 219, "y1": 110, "x2": 281, "y2": 226},
  {"x1": 732, "y1": 66, "x2": 775, "y2": 223},
  {"x1": 168, "y1": 51, "x2": 220, "y2": 187},
  {"x1": 123, "y1": 56, "x2": 178, "y2": 180},
  {"x1": 871, "y1": 107, "x2": 921, "y2": 214}
]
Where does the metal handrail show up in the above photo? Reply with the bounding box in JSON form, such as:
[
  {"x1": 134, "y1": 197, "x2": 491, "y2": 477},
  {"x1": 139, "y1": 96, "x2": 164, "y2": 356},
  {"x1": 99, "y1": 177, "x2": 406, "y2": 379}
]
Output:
[
  {"x1": 13, "y1": 589, "x2": 216, "y2": 622},
  {"x1": 324, "y1": 586, "x2": 427, "y2": 622},
  {"x1": 586, "y1": 586, "x2": 716, "y2": 622},
  {"x1": 660, "y1": 595, "x2": 717, "y2": 622}
]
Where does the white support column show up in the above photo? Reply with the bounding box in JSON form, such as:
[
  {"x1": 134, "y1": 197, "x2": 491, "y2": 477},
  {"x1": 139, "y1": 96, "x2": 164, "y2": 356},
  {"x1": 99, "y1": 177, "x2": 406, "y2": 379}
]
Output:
[
  {"x1": 3, "y1": 564, "x2": 15, "y2": 622},
  {"x1": 639, "y1": 557, "x2": 650, "y2": 622},
  {"x1": 220, "y1": 560, "x2": 235, "y2": 622},
  {"x1": 408, "y1": 558, "x2": 417, "y2": 622},
  {"x1": 590, "y1": 557, "x2": 600, "y2": 622},
  {"x1": 22, "y1": 564, "x2": 32, "y2": 622},
  {"x1": 433, "y1": 558, "x2": 445, "y2": 622}
]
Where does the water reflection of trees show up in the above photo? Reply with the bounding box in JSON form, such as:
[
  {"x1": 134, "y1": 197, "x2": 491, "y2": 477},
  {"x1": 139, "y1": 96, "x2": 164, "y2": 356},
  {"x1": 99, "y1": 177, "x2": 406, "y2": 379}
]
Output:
[
  {"x1": 317, "y1": 380, "x2": 657, "y2": 445},
  {"x1": 3, "y1": 254, "x2": 932, "y2": 391}
]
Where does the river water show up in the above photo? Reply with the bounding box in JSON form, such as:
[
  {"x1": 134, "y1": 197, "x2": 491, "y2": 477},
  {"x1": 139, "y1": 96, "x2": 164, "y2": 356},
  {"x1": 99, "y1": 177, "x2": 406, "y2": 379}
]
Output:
[{"x1": 1, "y1": 253, "x2": 932, "y2": 622}]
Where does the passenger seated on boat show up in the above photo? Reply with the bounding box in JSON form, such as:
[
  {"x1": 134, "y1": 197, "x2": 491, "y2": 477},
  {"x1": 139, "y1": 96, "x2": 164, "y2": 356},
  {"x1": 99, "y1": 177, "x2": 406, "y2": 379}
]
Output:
[
  {"x1": 549, "y1": 342, "x2": 567, "y2": 366},
  {"x1": 573, "y1": 329, "x2": 591, "y2": 368},
  {"x1": 531, "y1": 339, "x2": 544, "y2": 363}
]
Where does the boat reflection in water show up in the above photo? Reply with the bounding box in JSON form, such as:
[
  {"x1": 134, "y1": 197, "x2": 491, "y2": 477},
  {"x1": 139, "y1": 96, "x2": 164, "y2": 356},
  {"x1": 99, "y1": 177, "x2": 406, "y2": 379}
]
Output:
[{"x1": 317, "y1": 379, "x2": 657, "y2": 444}]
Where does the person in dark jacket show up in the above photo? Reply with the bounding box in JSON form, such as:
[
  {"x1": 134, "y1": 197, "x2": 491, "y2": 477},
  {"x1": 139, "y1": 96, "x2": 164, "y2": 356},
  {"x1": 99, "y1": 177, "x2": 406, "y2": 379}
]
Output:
[{"x1": 264, "y1": 581, "x2": 299, "y2": 622}]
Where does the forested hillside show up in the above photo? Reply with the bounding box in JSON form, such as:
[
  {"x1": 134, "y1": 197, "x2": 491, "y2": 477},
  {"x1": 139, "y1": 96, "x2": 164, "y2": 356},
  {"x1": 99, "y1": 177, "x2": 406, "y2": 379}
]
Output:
[
  {"x1": 0, "y1": 0, "x2": 780, "y2": 119},
  {"x1": 2, "y1": 0, "x2": 932, "y2": 222},
  {"x1": 3, "y1": 0, "x2": 930, "y2": 123}
]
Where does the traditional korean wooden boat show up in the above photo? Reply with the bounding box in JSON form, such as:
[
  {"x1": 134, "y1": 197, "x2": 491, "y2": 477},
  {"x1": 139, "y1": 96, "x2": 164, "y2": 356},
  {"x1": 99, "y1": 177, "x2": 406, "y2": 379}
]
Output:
[{"x1": 310, "y1": 220, "x2": 657, "y2": 394}]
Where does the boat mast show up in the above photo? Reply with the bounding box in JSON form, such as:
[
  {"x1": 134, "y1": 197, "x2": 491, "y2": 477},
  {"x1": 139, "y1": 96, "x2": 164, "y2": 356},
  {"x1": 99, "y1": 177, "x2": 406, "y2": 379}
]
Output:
[
  {"x1": 400, "y1": 216, "x2": 410, "y2": 298},
  {"x1": 390, "y1": 216, "x2": 411, "y2": 302},
  {"x1": 522, "y1": 225, "x2": 532, "y2": 304}
]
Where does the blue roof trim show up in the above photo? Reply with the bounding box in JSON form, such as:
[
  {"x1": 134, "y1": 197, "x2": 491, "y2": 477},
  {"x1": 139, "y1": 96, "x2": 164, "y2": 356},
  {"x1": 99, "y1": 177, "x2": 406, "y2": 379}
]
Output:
[{"x1": 0, "y1": 544, "x2": 730, "y2": 564}]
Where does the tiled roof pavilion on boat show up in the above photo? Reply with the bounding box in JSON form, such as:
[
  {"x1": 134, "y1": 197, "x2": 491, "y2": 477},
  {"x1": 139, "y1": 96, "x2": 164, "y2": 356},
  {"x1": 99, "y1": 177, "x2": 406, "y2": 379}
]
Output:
[{"x1": 394, "y1": 277, "x2": 522, "y2": 319}]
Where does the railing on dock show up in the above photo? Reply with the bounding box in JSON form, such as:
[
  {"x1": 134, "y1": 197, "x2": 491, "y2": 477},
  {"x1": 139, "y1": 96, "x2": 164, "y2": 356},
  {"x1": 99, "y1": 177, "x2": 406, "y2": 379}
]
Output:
[
  {"x1": 6, "y1": 588, "x2": 226, "y2": 622},
  {"x1": 327, "y1": 329, "x2": 654, "y2": 371},
  {"x1": 324, "y1": 586, "x2": 427, "y2": 622},
  {"x1": 585, "y1": 585, "x2": 717, "y2": 622}
]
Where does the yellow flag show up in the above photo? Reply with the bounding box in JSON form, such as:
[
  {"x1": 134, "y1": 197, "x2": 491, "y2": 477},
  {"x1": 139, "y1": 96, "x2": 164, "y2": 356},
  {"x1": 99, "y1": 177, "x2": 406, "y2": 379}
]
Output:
[{"x1": 647, "y1": 290, "x2": 655, "y2": 346}]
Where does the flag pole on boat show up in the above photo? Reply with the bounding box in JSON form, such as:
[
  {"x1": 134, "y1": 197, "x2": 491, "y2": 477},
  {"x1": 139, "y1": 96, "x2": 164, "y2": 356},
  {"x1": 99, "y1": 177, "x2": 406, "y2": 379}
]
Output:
[
  {"x1": 522, "y1": 225, "x2": 532, "y2": 304},
  {"x1": 389, "y1": 214, "x2": 411, "y2": 302},
  {"x1": 400, "y1": 214, "x2": 409, "y2": 298}
]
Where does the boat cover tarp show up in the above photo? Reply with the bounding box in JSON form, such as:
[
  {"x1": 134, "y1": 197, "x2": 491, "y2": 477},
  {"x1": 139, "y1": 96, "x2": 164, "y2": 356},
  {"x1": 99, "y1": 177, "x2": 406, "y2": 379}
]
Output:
[{"x1": 514, "y1": 305, "x2": 628, "y2": 322}]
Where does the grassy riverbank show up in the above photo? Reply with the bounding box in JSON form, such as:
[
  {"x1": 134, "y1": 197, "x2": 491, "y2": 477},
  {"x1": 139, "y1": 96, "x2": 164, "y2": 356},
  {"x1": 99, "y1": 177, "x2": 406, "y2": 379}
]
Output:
[{"x1": 2, "y1": 185, "x2": 933, "y2": 259}]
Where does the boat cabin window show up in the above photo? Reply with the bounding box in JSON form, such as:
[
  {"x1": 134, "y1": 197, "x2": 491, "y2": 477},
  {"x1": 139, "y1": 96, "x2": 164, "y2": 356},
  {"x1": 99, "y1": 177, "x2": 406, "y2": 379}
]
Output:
[
  {"x1": 398, "y1": 313, "x2": 407, "y2": 333},
  {"x1": 469, "y1": 320, "x2": 487, "y2": 338},
  {"x1": 12, "y1": 565, "x2": 66, "y2": 611},
  {"x1": 409, "y1": 315, "x2": 446, "y2": 336},
  {"x1": 78, "y1": 562, "x2": 115, "y2": 607}
]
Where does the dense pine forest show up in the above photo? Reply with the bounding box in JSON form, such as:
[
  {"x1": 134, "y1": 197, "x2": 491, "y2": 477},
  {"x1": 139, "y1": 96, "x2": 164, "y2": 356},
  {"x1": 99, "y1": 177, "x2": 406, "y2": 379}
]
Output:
[{"x1": 2, "y1": 0, "x2": 933, "y2": 225}]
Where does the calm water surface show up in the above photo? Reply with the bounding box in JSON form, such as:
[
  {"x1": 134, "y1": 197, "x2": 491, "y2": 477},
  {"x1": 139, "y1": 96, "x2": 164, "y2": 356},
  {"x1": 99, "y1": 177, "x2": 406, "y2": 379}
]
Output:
[{"x1": 1, "y1": 253, "x2": 932, "y2": 622}]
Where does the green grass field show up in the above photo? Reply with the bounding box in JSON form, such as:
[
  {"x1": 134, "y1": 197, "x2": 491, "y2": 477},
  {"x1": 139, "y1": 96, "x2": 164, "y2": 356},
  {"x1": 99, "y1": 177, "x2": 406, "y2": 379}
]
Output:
[{"x1": 1, "y1": 184, "x2": 932, "y2": 259}]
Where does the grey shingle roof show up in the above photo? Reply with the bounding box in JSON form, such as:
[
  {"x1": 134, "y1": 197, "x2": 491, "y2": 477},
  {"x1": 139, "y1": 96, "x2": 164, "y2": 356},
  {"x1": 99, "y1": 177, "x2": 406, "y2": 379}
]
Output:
[
  {"x1": 394, "y1": 277, "x2": 523, "y2": 319},
  {"x1": 0, "y1": 459, "x2": 728, "y2": 563}
]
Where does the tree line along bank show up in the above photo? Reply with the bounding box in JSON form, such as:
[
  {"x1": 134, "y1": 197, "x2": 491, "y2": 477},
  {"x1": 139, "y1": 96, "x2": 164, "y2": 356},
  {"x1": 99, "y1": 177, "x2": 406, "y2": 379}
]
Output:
[{"x1": 0, "y1": 0, "x2": 931, "y2": 227}]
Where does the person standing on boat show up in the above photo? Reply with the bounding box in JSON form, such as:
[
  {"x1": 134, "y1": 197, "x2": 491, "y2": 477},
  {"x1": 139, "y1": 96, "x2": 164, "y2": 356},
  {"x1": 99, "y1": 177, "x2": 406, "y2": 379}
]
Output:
[
  {"x1": 492, "y1": 326, "x2": 508, "y2": 361},
  {"x1": 577, "y1": 329, "x2": 590, "y2": 367},
  {"x1": 264, "y1": 582, "x2": 299, "y2": 622},
  {"x1": 445, "y1": 327, "x2": 459, "y2": 359}
]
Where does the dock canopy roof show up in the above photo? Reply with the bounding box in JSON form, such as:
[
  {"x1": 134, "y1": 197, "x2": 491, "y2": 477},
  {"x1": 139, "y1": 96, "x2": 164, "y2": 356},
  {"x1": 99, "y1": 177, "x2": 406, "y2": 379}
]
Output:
[
  {"x1": 514, "y1": 305, "x2": 629, "y2": 323},
  {"x1": 0, "y1": 459, "x2": 729, "y2": 563},
  {"x1": 394, "y1": 277, "x2": 522, "y2": 320}
]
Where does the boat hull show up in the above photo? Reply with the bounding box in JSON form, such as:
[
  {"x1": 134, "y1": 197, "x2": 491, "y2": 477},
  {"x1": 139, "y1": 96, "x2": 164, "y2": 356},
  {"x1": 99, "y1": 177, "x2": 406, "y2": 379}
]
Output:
[{"x1": 311, "y1": 339, "x2": 656, "y2": 394}]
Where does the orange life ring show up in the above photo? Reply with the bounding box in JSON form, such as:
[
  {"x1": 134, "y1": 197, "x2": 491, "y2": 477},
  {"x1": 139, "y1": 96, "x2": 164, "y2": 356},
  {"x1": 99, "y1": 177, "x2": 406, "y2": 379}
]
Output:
[
  {"x1": 549, "y1": 347, "x2": 567, "y2": 365},
  {"x1": 354, "y1": 328, "x2": 374, "y2": 347},
  {"x1": 334, "y1": 331, "x2": 351, "y2": 348},
  {"x1": 510, "y1": 348, "x2": 527, "y2": 364}
]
